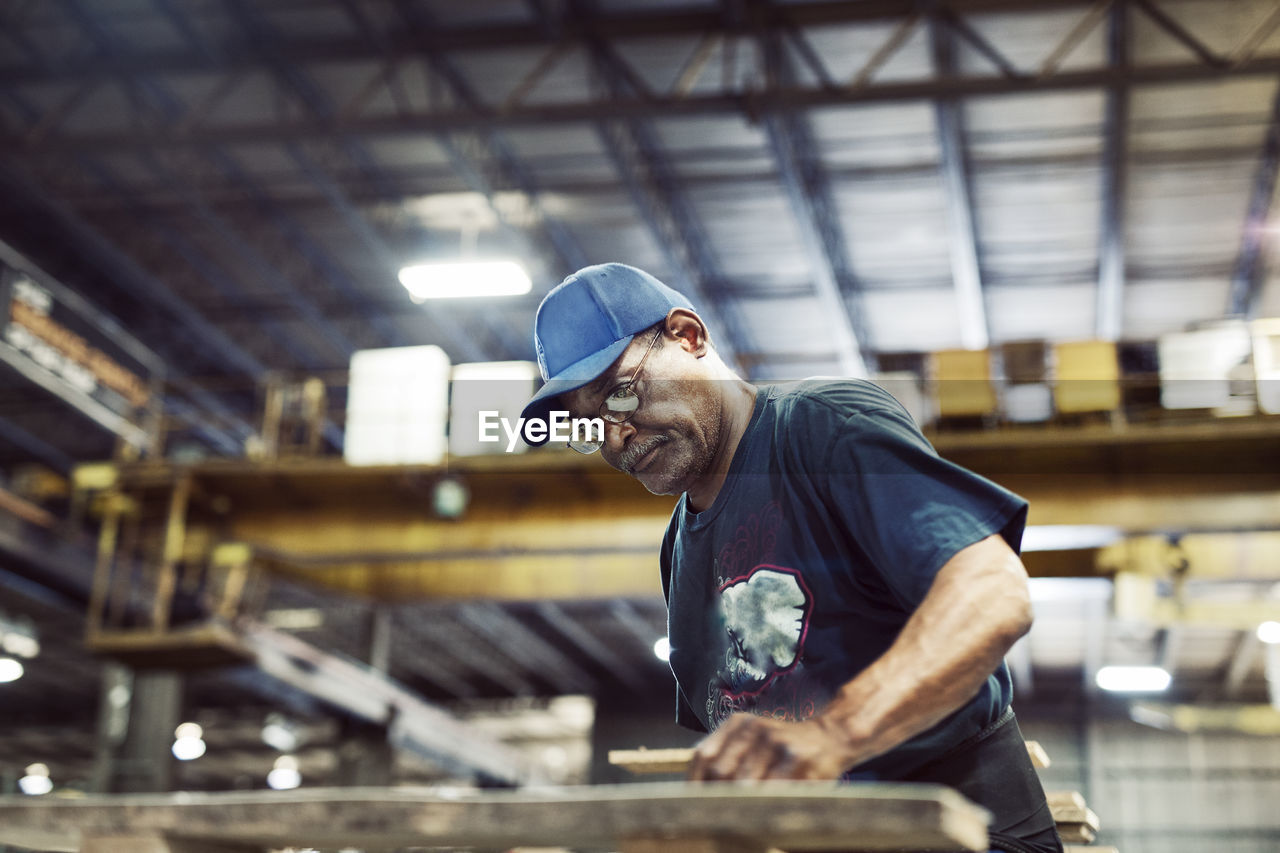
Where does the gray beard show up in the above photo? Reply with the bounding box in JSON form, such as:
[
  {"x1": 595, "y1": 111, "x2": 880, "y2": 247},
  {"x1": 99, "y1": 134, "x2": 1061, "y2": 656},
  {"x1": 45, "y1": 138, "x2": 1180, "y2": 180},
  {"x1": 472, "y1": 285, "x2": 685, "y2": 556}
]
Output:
[
  {"x1": 620, "y1": 434, "x2": 668, "y2": 474},
  {"x1": 636, "y1": 435, "x2": 715, "y2": 498}
]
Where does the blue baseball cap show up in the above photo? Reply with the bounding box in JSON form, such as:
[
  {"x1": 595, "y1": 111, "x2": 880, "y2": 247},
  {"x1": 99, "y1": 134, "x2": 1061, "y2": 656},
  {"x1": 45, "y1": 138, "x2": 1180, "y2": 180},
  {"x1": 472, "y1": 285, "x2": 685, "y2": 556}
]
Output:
[{"x1": 520, "y1": 263, "x2": 694, "y2": 443}]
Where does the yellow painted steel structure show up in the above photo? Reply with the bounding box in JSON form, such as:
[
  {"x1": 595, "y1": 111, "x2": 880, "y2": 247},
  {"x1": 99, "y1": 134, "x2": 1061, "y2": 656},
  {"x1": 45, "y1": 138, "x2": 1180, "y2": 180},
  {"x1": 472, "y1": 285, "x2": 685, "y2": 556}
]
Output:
[{"x1": 74, "y1": 416, "x2": 1280, "y2": 645}]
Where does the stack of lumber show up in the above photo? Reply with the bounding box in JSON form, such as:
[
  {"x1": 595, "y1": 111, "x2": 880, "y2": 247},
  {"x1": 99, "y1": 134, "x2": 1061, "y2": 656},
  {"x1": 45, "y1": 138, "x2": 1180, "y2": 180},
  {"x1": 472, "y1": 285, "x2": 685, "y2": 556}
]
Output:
[{"x1": 610, "y1": 740, "x2": 1114, "y2": 850}]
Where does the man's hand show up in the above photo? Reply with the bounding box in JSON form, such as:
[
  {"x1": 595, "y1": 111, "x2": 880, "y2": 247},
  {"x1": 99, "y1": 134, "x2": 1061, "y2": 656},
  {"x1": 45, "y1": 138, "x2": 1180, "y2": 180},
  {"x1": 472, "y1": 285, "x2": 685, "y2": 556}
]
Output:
[{"x1": 687, "y1": 712, "x2": 860, "y2": 781}]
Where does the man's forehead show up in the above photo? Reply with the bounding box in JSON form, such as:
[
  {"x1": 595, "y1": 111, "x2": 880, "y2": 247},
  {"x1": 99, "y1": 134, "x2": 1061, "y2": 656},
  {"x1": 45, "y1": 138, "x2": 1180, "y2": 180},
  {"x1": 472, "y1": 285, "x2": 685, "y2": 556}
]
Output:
[{"x1": 559, "y1": 341, "x2": 634, "y2": 410}]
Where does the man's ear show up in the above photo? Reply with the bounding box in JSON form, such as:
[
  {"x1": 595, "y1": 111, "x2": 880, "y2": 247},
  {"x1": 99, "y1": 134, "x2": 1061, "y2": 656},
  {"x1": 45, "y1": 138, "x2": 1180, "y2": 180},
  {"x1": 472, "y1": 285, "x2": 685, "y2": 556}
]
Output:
[{"x1": 665, "y1": 308, "x2": 710, "y2": 357}]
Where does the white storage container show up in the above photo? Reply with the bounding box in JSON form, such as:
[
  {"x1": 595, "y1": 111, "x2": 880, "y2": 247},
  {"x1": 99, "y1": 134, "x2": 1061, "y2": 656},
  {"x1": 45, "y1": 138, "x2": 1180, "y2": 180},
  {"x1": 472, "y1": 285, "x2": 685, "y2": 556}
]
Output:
[
  {"x1": 449, "y1": 361, "x2": 540, "y2": 456},
  {"x1": 1003, "y1": 383, "x2": 1054, "y2": 423},
  {"x1": 1157, "y1": 322, "x2": 1253, "y2": 411},
  {"x1": 344, "y1": 345, "x2": 451, "y2": 466},
  {"x1": 1254, "y1": 318, "x2": 1280, "y2": 415}
]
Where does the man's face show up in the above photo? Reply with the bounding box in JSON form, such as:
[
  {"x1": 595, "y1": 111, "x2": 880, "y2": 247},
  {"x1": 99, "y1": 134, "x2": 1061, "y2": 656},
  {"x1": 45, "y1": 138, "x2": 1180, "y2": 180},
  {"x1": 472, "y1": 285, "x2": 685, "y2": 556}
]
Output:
[{"x1": 562, "y1": 330, "x2": 721, "y2": 496}]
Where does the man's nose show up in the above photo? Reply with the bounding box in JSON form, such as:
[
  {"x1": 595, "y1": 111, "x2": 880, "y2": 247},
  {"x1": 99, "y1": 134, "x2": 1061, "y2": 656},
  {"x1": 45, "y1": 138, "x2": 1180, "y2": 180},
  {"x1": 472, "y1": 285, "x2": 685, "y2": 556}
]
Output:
[{"x1": 604, "y1": 418, "x2": 637, "y2": 455}]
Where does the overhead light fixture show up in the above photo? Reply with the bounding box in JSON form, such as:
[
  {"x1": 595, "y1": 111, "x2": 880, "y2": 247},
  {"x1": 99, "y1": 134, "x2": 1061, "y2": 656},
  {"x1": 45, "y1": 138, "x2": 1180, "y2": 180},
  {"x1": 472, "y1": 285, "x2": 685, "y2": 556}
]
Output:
[
  {"x1": 172, "y1": 722, "x2": 206, "y2": 761},
  {"x1": 398, "y1": 260, "x2": 531, "y2": 301},
  {"x1": 1020, "y1": 525, "x2": 1124, "y2": 552},
  {"x1": 2, "y1": 633, "x2": 39, "y2": 658},
  {"x1": 262, "y1": 713, "x2": 302, "y2": 753},
  {"x1": 432, "y1": 476, "x2": 470, "y2": 519},
  {"x1": 0, "y1": 657, "x2": 24, "y2": 683},
  {"x1": 18, "y1": 763, "x2": 52, "y2": 796},
  {"x1": 0, "y1": 614, "x2": 39, "y2": 659},
  {"x1": 267, "y1": 755, "x2": 302, "y2": 790},
  {"x1": 1258, "y1": 621, "x2": 1280, "y2": 645},
  {"x1": 1095, "y1": 665, "x2": 1171, "y2": 693},
  {"x1": 653, "y1": 637, "x2": 671, "y2": 662}
]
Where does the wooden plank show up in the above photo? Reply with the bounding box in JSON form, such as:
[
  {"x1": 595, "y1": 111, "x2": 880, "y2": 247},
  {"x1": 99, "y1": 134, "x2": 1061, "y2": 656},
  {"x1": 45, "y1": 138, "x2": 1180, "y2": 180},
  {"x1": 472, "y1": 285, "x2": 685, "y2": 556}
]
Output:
[
  {"x1": 0, "y1": 783, "x2": 990, "y2": 853},
  {"x1": 1024, "y1": 740, "x2": 1051, "y2": 769},
  {"x1": 1052, "y1": 804, "x2": 1099, "y2": 829},
  {"x1": 608, "y1": 747, "x2": 697, "y2": 774},
  {"x1": 611, "y1": 743, "x2": 1053, "y2": 773},
  {"x1": 1056, "y1": 822, "x2": 1098, "y2": 844},
  {"x1": 1045, "y1": 790, "x2": 1086, "y2": 812},
  {"x1": 619, "y1": 836, "x2": 772, "y2": 853},
  {"x1": 81, "y1": 836, "x2": 256, "y2": 853}
]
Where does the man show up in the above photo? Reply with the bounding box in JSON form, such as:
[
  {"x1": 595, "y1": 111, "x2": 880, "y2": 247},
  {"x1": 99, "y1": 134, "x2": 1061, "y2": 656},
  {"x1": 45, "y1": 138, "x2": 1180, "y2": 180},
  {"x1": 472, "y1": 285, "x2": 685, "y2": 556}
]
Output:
[{"x1": 520, "y1": 263, "x2": 1062, "y2": 853}]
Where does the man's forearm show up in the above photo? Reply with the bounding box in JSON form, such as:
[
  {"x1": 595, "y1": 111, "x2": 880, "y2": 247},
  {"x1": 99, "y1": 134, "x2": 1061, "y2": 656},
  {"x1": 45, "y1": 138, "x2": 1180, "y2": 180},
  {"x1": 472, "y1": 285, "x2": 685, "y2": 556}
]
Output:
[{"x1": 814, "y1": 534, "x2": 1034, "y2": 771}]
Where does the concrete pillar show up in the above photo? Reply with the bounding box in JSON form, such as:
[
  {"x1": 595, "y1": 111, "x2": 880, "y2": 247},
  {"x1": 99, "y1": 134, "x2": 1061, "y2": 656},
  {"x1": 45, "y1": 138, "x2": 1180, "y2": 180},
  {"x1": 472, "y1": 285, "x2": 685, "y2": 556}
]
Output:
[
  {"x1": 92, "y1": 665, "x2": 183, "y2": 793},
  {"x1": 333, "y1": 608, "x2": 395, "y2": 786}
]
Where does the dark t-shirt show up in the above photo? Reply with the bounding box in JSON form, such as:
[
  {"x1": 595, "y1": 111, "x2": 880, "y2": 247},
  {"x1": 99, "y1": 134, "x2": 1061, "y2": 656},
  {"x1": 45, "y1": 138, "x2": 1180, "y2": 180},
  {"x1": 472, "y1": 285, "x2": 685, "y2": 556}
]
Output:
[{"x1": 659, "y1": 378, "x2": 1028, "y2": 779}]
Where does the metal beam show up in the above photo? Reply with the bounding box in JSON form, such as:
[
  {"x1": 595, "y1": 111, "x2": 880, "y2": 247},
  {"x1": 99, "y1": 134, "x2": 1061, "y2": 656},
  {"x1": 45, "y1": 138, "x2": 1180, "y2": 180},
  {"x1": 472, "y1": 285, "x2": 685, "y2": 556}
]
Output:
[
  {"x1": 398, "y1": 611, "x2": 540, "y2": 696},
  {"x1": 1223, "y1": 630, "x2": 1261, "y2": 698},
  {"x1": 132, "y1": 155, "x2": 361, "y2": 364},
  {"x1": 54, "y1": 0, "x2": 470, "y2": 377},
  {"x1": 388, "y1": 0, "x2": 589, "y2": 281},
  {"x1": 6, "y1": 4, "x2": 331, "y2": 450},
  {"x1": 1131, "y1": 0, "x2": 1225, "y2": 68},
  {"x1": 162, "y1": 0, "x2": 490, "y2": 364},
  {"x1": 0, "y1": 84, "x2": 257, "y2": 454},
  {"x1": 609, "y1": 600, "x2": 667, "y2": 657},
  {"x1": 0, "y1": 161, "x2": 257, "y2": 450},
  {"x1": 1129, "y1": 702, "x2": 1280, "y2": 735},
  {"x1": 929, "y1": 10, "x2": 989, "y2": 351},
  {"x1": 0, "y1": 0, "x2": 1151, "y2": 87},
  {"x1": 590, "y1": 116, "x2": 751, "y2": 370},
  {"x1": 1227, "y1": 76, "x2": 1280, "y2": 319},
  {"x1": 387, "y1": 612, "x2": 479, "y2": 699},
  {"x1": 172, "y1": 418, "x2": 1280, "y2": 601},
  {"x1": 535, "y1": 602, "x2": 650, "y2": 694},
  {"x1": 1096, "y1": 0, "x2": 1131, "y2": 341},
  {"x1": 0, "y1": 416, "x2": 76, "y2": 474},
  {"x1": 239, "y1": 618, "x2": 543, "y2": 785},
  {"x1": 83, "y1": 157, "x2": 349, "y2": 370},
  {"x1": 456, "y1": 602, "x2": 596, "y2": 695},
  {"x1": 564, "y1": 1, "x2": 750, "y2": 370},
  {"x1": 16, "y1": 58, "x2": 1280, "y2": 155},
  {"x1": 757, "y1": 7, "x2": 872, "y2": 375},
  {"x1": 21, "y1": 5, "x2": 360, "y2": 390},
  {"x1": 937, "y1": 7, "x2": 1024, "y2": 79}
]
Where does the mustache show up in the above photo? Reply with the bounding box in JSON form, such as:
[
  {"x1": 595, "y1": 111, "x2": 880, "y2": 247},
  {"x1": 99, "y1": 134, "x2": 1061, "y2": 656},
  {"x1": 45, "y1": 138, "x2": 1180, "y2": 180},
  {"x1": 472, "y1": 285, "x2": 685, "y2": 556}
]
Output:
[{"x1": 620, "y1": 435, "x2": 667, "y2": 474}]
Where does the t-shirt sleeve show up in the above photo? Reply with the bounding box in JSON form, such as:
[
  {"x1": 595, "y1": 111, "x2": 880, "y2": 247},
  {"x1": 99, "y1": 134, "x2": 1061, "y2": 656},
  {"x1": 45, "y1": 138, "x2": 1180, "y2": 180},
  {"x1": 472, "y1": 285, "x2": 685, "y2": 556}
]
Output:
[{"x1": 805, "y1": 387, "x2": 1028, "y2": 609}]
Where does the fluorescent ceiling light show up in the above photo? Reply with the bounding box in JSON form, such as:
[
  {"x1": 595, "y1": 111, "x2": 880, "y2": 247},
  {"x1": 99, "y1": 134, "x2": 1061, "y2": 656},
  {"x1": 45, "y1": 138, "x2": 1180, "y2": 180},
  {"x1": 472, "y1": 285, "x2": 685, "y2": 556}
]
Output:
[
  {"x1": 174, "y1": 722, "x2": 203, "y2": 740},
  {"x1": 2, "y1": 633, "x2": 39, "y2": 658},
  {"x1": 172, "y1": 736, "x2": 206, "y2": 761},
  {"x1": 1027, "y1": 577, "x2": 1112, "y2": 603},
  {"x1": 268, "y1": 755, "x2": 301, "y2": 790},
  {"x1": 1095, "y1": 665, "x2": 1171, "y2": 693},
  {"x1": 18, "y1": 774, "x2": 52, "y2": 796},
  {"x1": 267, "y1": 767, "x2": 301, "y2": 790},
  {"x1": 1021, "y1": 525, "x2": 1124, "y2": 552},
  {"x1": 0, "y1": 657, "x2": 23, "y2": 683},
  {"x1": 399, "y1": 261, "x2": 531, "y2": 300}
]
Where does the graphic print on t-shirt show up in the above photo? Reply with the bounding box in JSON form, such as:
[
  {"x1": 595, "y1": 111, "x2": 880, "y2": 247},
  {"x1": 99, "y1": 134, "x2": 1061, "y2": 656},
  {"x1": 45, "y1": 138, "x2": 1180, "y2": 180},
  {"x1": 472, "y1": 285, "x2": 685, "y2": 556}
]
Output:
[
  {"x1": 718, "y1": 565, "x2": 812, "y2": 694},
  {"x1": 703, "y1": 500, "x2": 816, "y2": 728}
]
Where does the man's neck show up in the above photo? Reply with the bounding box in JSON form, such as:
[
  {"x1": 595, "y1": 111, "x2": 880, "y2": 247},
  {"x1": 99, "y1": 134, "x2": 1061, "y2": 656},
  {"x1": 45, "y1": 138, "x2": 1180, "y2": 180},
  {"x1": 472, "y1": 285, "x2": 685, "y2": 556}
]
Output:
[{"x1": 684, "y1": 379, "x2": 759, "y2": 513}]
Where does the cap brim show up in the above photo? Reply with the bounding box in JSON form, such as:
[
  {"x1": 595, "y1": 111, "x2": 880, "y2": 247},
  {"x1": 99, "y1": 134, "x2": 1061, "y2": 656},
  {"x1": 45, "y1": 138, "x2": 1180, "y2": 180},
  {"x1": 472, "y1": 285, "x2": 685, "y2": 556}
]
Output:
[{"x1": 519, "y1": 335, "x2": 634, "y2": 445}]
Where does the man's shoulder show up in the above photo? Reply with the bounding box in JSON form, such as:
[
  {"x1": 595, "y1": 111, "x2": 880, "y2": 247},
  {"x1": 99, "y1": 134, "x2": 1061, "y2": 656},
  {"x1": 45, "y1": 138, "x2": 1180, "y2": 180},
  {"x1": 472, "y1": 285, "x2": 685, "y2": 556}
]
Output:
[{"x1": 768, "y1": 377, "x2": 913, "y2": 424}]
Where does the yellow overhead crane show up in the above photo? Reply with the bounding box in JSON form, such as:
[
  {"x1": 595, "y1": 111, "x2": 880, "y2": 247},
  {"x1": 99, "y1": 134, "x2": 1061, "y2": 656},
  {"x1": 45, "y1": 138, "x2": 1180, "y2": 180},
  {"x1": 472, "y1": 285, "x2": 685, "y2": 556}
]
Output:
[{"x1": 70, "y1": 413, "x2": 1280, "y2": 661}]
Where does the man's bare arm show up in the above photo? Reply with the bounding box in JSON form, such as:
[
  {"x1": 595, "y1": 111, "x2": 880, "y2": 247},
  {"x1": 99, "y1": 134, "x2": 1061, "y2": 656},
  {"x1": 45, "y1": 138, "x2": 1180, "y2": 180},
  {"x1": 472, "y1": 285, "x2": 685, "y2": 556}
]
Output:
[{"x1": 688, "y1": 533, "x2": 1033, "y2": 781}]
